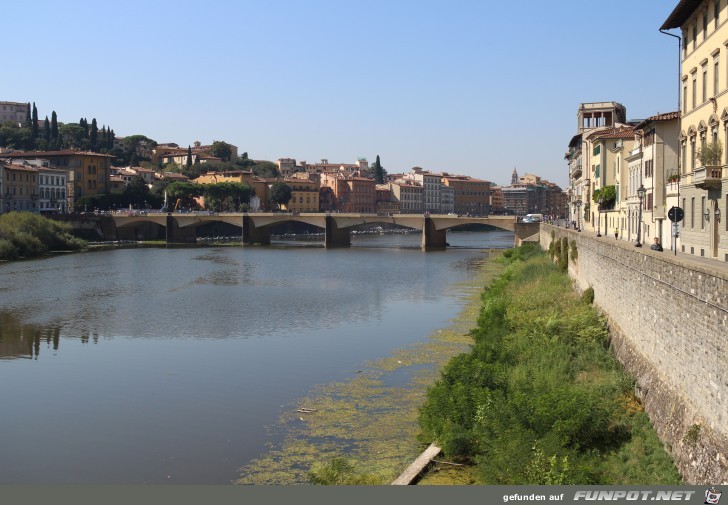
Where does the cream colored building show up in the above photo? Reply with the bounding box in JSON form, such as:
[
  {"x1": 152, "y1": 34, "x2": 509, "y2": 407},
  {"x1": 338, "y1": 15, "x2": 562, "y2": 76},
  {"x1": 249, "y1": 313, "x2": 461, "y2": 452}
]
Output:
[
  {"x1": 566, "y1": 102, "x2": 628, "y2": 231},
  {"x1": 582, "y1": 126, "x2": 634, "y2": 235},
  {"x1": 662, "y1": 0, "x2": 728, "y2": 261},
  {"x1": 627, "y1": 113, "x2": 680, "y2": 248}
]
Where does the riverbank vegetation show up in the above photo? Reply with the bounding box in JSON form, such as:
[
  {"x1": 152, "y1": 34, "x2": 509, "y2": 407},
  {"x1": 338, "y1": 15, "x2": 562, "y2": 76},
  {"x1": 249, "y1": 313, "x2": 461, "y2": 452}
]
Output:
[
  {"x1": 417, "y1": 243, "x2": 680, "y2": 484},
  {"x1": 0, "y1": 212, "x2": 87, "y2": 260}
]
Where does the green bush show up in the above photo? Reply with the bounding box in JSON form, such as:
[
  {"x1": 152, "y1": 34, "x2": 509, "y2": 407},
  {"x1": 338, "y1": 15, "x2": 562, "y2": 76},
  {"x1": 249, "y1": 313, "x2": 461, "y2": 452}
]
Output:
[
  {"x1": 0, "y1": 239, "x2": 18, "y2": 260},
  {"x1": 0, "y1": 212, "x2": 86, "y2": 260}
]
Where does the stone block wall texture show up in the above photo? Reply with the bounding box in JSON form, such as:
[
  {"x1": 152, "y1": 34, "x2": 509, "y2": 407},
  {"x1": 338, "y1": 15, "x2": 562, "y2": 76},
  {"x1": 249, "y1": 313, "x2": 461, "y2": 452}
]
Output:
[{"x1": 540, "y1": 226, "x2": 727, "y2": 484}]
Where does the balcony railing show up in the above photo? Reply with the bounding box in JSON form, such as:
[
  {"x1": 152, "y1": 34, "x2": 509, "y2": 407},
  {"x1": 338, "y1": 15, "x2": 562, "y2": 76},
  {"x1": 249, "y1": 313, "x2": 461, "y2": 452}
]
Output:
[{"x1": 693, "y1": 165, "x2": 723, "y2": 189}]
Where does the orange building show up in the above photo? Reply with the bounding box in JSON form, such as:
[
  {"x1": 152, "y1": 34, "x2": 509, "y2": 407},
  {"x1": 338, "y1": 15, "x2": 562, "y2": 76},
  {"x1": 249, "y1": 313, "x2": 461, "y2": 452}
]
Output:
[
  {"x1": 442, "y1": 175, "x2": 491, "y2": 216},
  {"x1": 320, "y1": 173, "x2": 376, "y2": 213}
]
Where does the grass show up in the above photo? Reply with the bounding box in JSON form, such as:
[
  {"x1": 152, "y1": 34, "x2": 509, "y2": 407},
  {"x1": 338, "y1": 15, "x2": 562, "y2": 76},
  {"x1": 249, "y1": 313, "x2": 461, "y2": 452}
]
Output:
[{"x1": 416, "y1": 243, "x2": 681, "y2": 485}]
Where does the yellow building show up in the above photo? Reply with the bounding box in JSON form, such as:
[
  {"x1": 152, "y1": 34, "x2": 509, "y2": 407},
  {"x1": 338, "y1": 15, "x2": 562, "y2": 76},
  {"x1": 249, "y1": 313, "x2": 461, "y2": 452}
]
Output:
[
  {"x1": 194, "y1": 170, "x2": 254, "y2": 186},
  {"x1": 0, "y1": 149, "x2": 112, "y2": 209},
  {"x1": 584, "y1": 126, "x2": 635, "y2": 235},
  {"x1": 1, "y1": 162, "x2": 38, "y2": 213},
  {"x1": 662, "y1": 0, "x2": 728, "y2": 261},
  {"x1": 281, "y1": 178, "x2": 320, "y2": 212}
]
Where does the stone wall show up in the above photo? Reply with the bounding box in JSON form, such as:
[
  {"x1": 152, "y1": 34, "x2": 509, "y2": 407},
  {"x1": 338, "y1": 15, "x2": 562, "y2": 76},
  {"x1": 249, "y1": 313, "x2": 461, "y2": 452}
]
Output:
[{"x1": 540, "y1": 225, "x2": 728, "y2": 484}]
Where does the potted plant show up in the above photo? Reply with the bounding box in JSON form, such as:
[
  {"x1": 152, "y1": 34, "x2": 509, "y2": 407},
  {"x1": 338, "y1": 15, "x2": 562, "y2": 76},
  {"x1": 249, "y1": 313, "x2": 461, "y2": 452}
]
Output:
[{"x1": 697, "y1": 140, "x2": 723, "y2": 167}]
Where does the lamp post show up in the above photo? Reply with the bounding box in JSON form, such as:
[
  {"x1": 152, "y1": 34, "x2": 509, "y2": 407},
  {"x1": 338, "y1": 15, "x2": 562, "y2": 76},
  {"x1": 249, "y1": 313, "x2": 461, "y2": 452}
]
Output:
[
  {"x1": 635, "y1": 184, "x2": 646, "y2": 247},
  {"x1": 576, "y1": 200, "x2": 582, "y2": 231},
  {"x1": 597, "y1": 195, "x2": 603, "y2": 236}
]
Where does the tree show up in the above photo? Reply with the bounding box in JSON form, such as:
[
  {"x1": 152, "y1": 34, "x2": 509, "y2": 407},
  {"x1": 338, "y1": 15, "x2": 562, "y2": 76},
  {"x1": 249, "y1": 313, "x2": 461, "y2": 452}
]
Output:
[
  {"x1": 203, "y1": 182, "x2": 254, "y2": 212},
  {"x1": 123, "y1": 175, "x2": 150, "y2": 207},
  {"x1": 236, "y1": 151, "x2": 255, "y2": 169},
  {"x1": 166, "y1": 181, "x2": 203, "y2": 210},
  {"x1": 251, "y1": 160, "x2": 279, "y2": 178},
  {"x1": 43, "y1": 116, "x2": 51, "y2": 142},
  {"x1": 186, "y1": 145, "x2": 193, "y2": 168},
  {"x1": 50, "y1": 111, "x2": 59, "y2": 142},
  {"x1": 31, "y1": 102, "x2": 39, "y2": 139},
  {"x1": 373, "y1": 155, "x2": 384, "y2": 184},
  {"x1": 59, "y1": 123, "x2": 87, "y2": 148},
  {"x1": 90, "y1": 118, "x2": 98, "y2": 149},
  {"x1": 209, "y1": 140, "x2": 233, "y2": 162},
  {"x1": 25, "y1": 102, "x2": 31, "y2": 127},
  {"x1": 270, "y1": 182, "x2": 292, "y2": 210}
]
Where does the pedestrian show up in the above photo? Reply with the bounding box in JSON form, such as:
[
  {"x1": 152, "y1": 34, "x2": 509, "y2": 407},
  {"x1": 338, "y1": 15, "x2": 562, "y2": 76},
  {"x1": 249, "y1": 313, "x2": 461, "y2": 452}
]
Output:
[
  {"x1": 614, "y1": 228, "x2": 618, "y2": 240},
  {"x1": 650, "y1": 237, "x2": 663, "y2": 251}
]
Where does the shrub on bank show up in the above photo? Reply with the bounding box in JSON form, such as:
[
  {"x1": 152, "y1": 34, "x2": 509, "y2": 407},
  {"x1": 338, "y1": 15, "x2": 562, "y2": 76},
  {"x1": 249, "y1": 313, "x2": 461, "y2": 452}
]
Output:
[
  {"x1": 417, "y1": 243, "x2": 680, "y2": 485},
  {"x1": 0, "y1": 212, "x2": 87, "y2": 260}
]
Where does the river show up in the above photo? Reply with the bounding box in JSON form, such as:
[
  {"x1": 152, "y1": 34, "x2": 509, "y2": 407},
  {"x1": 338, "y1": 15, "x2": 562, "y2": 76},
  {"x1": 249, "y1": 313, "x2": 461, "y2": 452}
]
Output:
[{"x1": 0, "y1": 229, "x2": 513, "y2": 484}]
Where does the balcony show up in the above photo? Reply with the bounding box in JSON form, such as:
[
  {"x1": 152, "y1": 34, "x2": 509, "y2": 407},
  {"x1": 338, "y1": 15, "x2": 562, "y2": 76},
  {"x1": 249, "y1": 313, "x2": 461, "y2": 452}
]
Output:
[
  {"x1": 569, "y1": 160, "x2": 583, "y2": 180},
  {"x1": 693, "y1": 165, "x2": 723, "y2": 189}
]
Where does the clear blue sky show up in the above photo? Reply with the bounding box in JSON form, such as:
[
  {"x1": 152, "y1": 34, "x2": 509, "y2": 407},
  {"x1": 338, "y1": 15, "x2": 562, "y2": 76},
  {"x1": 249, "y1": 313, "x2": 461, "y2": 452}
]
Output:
[{"x1": 5, "y1": 0, "x2": 682, "y2": 188}]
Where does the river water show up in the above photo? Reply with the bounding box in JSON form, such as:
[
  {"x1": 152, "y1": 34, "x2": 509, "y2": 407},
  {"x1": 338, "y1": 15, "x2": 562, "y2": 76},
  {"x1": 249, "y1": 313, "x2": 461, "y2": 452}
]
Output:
[{"x1": 0, "y1": 229, "x2": 513, "y2": 484}]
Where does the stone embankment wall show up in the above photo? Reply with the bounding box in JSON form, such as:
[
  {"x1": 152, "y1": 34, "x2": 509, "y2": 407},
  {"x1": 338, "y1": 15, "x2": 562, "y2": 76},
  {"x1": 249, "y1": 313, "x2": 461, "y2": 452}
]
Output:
[{"x1": 540, "y1": 225, "x2": 727, "y2": 484}]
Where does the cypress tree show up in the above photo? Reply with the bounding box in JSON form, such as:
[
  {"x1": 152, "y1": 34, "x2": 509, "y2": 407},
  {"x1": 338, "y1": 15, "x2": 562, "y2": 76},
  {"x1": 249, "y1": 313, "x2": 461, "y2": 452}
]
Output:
[
  {"x1": 31, "y1": 102, "x2": 39, "y2": 135},
  {"x1": 186, "y1": 145, "x2": 193, "y2": 168},
  {"x1": 374, "y1": 155, "x2": 384, "y2": 184},
  {"x1": 51, "y1": 111, "x2": 59, "y2": 141},
  {"x1": 25, "y1": 102, "x2": 32, "y2": 127},
  {"x1": 43, "y1": 116, "x2": 51, "y2": 142},
  {"x1": 90, "y1": 118, "x2": 98, "y2": 149}
]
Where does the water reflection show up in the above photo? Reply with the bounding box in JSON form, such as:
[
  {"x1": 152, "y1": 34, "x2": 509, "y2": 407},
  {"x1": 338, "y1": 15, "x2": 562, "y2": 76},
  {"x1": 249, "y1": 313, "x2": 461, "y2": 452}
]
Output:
[{"x1": 0, "y1": 312, "x2": 62, "y2": 359}]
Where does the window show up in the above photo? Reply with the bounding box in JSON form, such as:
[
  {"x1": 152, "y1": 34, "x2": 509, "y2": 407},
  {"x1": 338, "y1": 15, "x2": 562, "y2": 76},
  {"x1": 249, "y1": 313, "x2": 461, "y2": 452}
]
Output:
[
  {"x1": 704, "y1": 13, "x2": 708, "y2": 39},
  {"x1": 593, "y1": 144, "x2": 600, "y2": 156},
  {"x1": 694, "y1": 18, "x2": 698, "y2": 47},
  {"x1": 691, "y1": 139, "x2": 697, "y2": 170},
  {"x1": 717, "y1": 0, "x2": 721, "y2": 28},
  {"x1": 691, "y1": 196, "x2": 696, "y2": 227},
  {"x1": 716, "y1": 59, "x2": 720, "y2": 94},
  {"x1": 692, "y1": 74, "x2": 697, "y2": 108},
  {"x1": 703, "y1": 64, "x2": 708, "y2": 102},
  {"x1": 701, "y1": 196, "x2": 706, "y2": 229}
]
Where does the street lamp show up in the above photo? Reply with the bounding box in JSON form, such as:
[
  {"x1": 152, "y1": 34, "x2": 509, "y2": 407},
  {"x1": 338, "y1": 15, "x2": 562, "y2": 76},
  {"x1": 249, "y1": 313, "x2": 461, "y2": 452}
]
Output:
[
  {"x1": 597, "y1": 195, "x2": 603, "y2": 237},
  {"x1": 576, "y1": 200, "x2": 582, "y2": 231},
  {"x1": 635, "y1": 184, "x2": 646, "y2": 247}
]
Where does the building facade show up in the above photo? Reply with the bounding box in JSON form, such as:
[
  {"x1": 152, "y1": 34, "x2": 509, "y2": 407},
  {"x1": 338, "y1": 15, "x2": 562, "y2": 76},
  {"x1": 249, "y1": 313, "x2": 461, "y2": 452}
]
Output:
[
  {"x1": 0, "y1": 101, "x2": 29, "y2": 124},
  {"x1": 662, "y1": 0, "x2": 728, "y2": 261}
]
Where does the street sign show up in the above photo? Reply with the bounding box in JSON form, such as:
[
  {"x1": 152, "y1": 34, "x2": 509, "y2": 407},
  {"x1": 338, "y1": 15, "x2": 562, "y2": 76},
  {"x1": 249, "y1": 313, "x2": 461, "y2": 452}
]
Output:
[
  {"x1": 672, "y1": 222, "x2": 680, "y2": 238},
  {"x1": 668, "y1": 206, "x2": 684, "y2": 223}
]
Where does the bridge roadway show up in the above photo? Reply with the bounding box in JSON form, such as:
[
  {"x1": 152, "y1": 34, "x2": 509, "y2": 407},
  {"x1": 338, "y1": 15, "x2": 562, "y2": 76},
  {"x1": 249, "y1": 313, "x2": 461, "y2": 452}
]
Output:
[{"x1": 110, "y1": 212, "x2": 518, "y2": 249}]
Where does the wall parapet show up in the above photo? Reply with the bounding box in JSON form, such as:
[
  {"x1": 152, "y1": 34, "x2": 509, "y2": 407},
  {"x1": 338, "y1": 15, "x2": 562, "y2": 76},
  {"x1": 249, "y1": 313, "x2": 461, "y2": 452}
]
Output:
[{"x1": 540, "y1": 225, "x2": 728, "y2": 484}]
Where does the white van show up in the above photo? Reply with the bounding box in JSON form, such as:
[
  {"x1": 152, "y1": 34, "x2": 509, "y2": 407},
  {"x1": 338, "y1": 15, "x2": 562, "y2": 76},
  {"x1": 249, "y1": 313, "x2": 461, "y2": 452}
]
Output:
[{"x1": 524, "y1": 213, "x2": 544, "y2": 222}]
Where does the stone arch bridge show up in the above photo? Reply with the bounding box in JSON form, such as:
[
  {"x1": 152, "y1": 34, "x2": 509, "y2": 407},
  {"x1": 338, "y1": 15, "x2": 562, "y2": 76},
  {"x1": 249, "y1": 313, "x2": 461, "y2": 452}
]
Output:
[{"x1": 102, "y1": 212, "x2": 529, "y2": 250}]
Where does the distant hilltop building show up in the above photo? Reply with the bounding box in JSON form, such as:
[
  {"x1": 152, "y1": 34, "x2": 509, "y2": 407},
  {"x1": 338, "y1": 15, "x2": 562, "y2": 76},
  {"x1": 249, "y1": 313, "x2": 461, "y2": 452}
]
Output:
[{"x1": 0, "y1": 101, "x2": 29, "y2": 124}]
